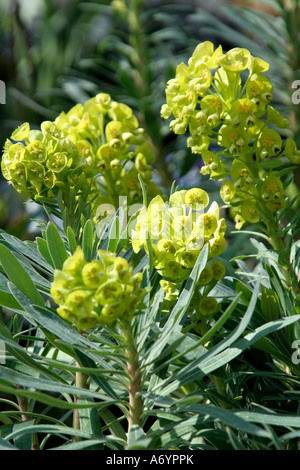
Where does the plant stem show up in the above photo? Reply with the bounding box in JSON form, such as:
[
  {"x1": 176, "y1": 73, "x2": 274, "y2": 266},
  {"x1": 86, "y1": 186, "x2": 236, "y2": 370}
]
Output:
[
  {"x1": 16, "y1": 385, "x2": 40, "y2": 450},
  {"x1": 126, "y1": 0, "x2": 174, "y2": 189},
  {"x1": 103, "y1": 169, "x2": 120, "y2": 209},
  {"x1": 122, "y1": 322, "x2": 144, "y2": 433}
]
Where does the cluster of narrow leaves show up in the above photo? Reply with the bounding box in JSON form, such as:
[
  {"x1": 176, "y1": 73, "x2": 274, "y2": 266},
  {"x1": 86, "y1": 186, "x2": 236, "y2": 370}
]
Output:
[{"x1": 0, "y1": 212, "x2": 300, "y2": 450}]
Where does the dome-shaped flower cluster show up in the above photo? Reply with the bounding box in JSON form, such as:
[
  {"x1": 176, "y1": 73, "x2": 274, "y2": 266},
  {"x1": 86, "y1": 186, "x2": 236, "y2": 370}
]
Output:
[
  {"x1": 2, "y1": 93, "x2": 158, "y2": 206},
  {"x1": 1, "y1": 121, "x2": 92, "y2": 200},
  {"x1": 161, "y1": 41, "x2": 299, "y2": 228},
  {"x1": 50, "y1": 246, "x2": 146, "y2": 329},
  {"x1": 131, "y1": 188, "x2": 227, "y2": 316}
]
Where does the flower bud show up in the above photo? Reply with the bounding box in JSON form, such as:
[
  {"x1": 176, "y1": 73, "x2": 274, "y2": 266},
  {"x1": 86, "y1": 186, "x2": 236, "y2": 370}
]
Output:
[
  {"x1": 211, "y1": 259, "x2": 226, "y2": 280},
  {"x1": 110, "y1": 159, "x2": 121, "y2": 170},
  {"x1": 109, "y1": 138, "x2": 121, "y2": 149},
  {"x1": 198, "y1": 265, "x2": 213, "y2": 286},
  {"x1": 82, "y1": 261, "x2": 106, "y2": 289},
  {"x1": 198, "y1": 296, "x2": 219, "y2": 316}
]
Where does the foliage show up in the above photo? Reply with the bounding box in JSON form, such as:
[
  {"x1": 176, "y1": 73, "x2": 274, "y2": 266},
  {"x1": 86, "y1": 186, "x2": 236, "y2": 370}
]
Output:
[{"x1": 0, "y1": 0, "x2": 300, "y2": 452}]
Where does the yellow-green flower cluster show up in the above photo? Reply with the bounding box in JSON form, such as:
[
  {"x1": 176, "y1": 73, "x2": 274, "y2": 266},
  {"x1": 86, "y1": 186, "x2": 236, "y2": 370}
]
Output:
[
  {"x1": 2, "y1": 93, "x2": 157, "y2": 206},
  {"x1": 161, "y1": 41, "x2": 299, "y2": 228},
  {"x1": 160, "y1": 258, "x2": 226, "y2": 316},
  {"x1": 55, "y1": 93, "x2": 157, "y2": 205},
  {"x1": 131, "y1": 188, "x2": 226, "y2": 319},
  {"x1": 131, "y1": 187, "x2": 226, "y2": 282},
  {"x1": 220, "y1": 163, "x2": 286, "y2": 228},
  {"x1": 1, "y1": 121, "x2": 93, "y2": 199},
  {"x1": 50, "y1": 246, "x2": 146, "y2": 329},
  {"x1": 161, "y1": 41, "x2": 291, "y2": 164}
]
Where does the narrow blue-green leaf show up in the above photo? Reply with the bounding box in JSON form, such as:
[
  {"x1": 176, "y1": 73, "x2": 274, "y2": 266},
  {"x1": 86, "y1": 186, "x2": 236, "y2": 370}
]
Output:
[
  {"x1": 138, "y1": 174, "x2": 147, "y2": 206},
  {"x1": 280, "y1": 430, "x2": 300, "y2": 441},
  {"x1": 226, "y1": 428, "x2": 247, "y2": 450},
  {"x1": 196, "y1": 293, "x2": 242, "y2": 348},
  {"x1": 50, "y1": 438, "x2": 122, "y2": 450},
  {"x1": 0, "y1": 244, "x2": 44, "y2": 307},
  {"x1": 28, "y1": 305, "x2": 96, "y2": 349},
  {"x1": 127, "y1": 425, "x2": 152, "y2": 450},
  {"x1": 82, "y1": 219, "x2": 94, "y2": 261},
  {"x1": 78, "y1": 398, "x2": 103, "y2": 450},
  {"x1": 0, "y1": 437, "x2": 16, "y2": 450},
  {"x1": 135, "y1": 278, "x2": 164, "y2": 353},
  {"x1": 163, "y1": 404, "x2": 269, "y2": 438},
  {"x1": 46, "y1": 223, "x2": 68, "y2": 269},
  {"x1": 147, "y1": 293, "x2": 242, "y2": 377},
  {"x1": 0, "y1": 323, "x2": 69, "y2": 382},
  {"x1": 0, "y1": 244, "x2": 51, "y2": 290},
  {"x1": 145, "y1": 230, "x2": 154, "y2": 275},
  {"x1": 0, "y1": 367, "x2": 112, "y2": 402},
  {"x1": 13, "y1": 420, "x2": 34, "y2": 450},
  {"x1": 75, "y1": 349, "x2": 119, "y2": 401},
  {"x1": 144, "y1": 244, "x2": 209, "y2": 367},
  {"x1": 206, "y1": 277, "x2": 261, "y2": 358},
  {"x1": 27, "y1": 306, "x2": 117, "y2": 372},
  {"x1": 0, "y1": 290, "x2": 22, "y2": 310},
  {"x1": 99, "y1": 408, "x2": 127, "y2": 442},
  {"x1": 8, "y1": 283, "x2": 42, "y2": 323},
  {"x1": 0, "y1": 232, "x2": 53, "y2": 272},
  {"x1": 5, "y1": 424, "x2": 97, "y2": 443},
  {"x1": 158, "y1": 314, "x2": 300, "y2": 396},
  {"x1": 108, "y1": 216, "x2": 120, "y2": 253},
  {"x1": 67, "y1": 226, "x2": 78, "y2": 254},
  {"x1": 235, "y1": 410, "x2": 300, "y2": 428},
  {"x1": 0, "y1": 382, "x2": 124, "y2": 411},
  {"x1": 36, "y1": 237, "x2": 54, "y2": 268}
]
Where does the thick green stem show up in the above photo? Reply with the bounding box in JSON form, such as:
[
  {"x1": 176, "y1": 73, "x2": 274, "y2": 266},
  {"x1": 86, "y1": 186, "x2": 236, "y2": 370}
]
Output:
[
  {"x1": 126, "y1": 0, "x2": 174, "y2": 189},
  {"x1": 122, "y1": 323, "x2": 143, "y2": 433},
  {"x1": 128, "y1": 0, "x2": 149, "y2": 98}
]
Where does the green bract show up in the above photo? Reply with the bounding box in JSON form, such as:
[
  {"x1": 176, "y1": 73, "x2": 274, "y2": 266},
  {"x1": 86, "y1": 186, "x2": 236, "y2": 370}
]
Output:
[
  {"x1": 161, "y1": 41, "x2": 299, "y2": 229},
  {"x1": 51, "y1": 246, "x2": 146, "y2": 329},
  {"x1": 1, "y1": 93, "x2": 158, "y2": 208}
]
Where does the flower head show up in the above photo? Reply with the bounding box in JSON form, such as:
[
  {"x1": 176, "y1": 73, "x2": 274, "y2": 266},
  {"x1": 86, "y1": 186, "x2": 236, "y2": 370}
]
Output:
[
  {"x1": 2, "y1": 93, "x2": 158, "y2": 208},
  {"x1": 131, "y1": 188, "x2": 226, "y2": 283},
  {"x1": 51, "y1": 247, "x2": 146, "y2": 329}
]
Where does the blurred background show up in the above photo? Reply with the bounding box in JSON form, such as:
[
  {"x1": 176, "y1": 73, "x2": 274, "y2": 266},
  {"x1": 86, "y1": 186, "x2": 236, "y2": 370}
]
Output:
[{"x1": 0, "y1": 0, "x2": 299, "y2": 261}]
